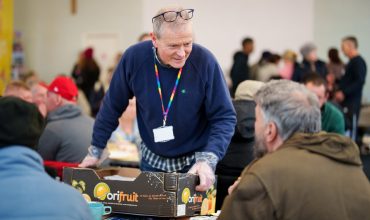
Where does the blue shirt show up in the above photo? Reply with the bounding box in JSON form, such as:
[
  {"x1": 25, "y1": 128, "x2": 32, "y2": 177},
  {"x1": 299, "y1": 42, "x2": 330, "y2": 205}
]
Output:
[
  {"x1": 93, "y1": 41, "x2": 236, "y2": 160},
  {"x1": 0, "y1": 146, "x2": 92, "y2": 220}
]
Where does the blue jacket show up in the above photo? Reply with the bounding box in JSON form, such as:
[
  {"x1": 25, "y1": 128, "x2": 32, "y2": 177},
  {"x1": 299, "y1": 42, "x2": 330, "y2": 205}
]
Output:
[
  {"x1": 93, "y1": 41, "x2": 236, "y2": 159},
  {"x1": 0, "y1": 146, "x2": 93, "y2": 220}
]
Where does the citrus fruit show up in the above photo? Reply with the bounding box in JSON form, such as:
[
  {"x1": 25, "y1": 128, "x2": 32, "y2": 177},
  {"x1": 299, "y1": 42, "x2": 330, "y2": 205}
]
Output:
[
  {"x1": 93, "y1": 182, "x2": 110, "y2": 200},
  {"x1": 181, "y1": 187, "x2": 191, "y2": 204},
  {"x1": 82, "y1": 193, "x2": 91, "y2": 202},
  {"x1": 200, "y1": 198, "x2": 209, "y2": 215}
]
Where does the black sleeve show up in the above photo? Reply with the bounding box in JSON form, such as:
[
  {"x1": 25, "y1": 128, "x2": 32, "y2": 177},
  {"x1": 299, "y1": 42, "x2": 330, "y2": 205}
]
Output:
[
  {"x1": 341, "y1": 58, "x2": 367, "y2": 97},
  {"x1": 231, "y1": 53, "x2": 249, "y2": 86}
]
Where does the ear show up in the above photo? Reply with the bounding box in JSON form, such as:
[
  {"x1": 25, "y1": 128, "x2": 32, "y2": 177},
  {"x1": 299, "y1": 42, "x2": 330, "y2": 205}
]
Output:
[
  {"x1": 150, "y1": 32, "x2": 158, "y2": 48},
  {"x1": 265, "y1": 122, "x2": 278, "y2": 143},
  {"x1": 55, "y1": 94, "x2": 63, "y2": 106}
]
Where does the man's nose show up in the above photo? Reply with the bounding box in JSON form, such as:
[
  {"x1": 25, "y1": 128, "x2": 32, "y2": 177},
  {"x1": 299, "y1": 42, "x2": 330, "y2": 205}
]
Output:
[{"x1": 176, "y1": 46, "x2": 185, "y2": 57}]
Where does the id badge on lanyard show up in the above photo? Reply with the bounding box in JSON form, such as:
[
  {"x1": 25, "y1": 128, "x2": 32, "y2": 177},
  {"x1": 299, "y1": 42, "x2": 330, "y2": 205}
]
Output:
[
  {"x1": 153, "y1": 125, "x2": 174, "y2": 142},
  {"x1": 152, "y1": 62, "x2": 182, "y2": 143}
]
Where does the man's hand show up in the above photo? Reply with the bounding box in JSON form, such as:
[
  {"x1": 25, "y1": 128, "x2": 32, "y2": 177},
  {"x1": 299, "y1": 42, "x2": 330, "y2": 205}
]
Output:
[
  {"x1": 78, "y1": 145, "x2": 103, "y2": 168},
  {"x1": 228, "y1": 177, "x2": 241, "y2": 195},
  {"x1": 78, "y1": 155, "x2": 99, "y2": 168},
  {"x1": 188, "y1": 161, "x2": 215, "y2": 192}
]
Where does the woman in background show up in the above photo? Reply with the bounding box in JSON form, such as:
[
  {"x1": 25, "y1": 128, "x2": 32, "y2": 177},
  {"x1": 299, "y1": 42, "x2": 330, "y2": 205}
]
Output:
[
  {"x1": 71, "y1": 48, "x2": 100, "y2": 102},
  {"x1": 326, "y1": 47, "x2": 345, "y2": 98}
]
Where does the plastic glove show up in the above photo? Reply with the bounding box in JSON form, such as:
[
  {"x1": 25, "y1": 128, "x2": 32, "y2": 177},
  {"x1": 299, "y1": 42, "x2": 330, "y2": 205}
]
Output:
[
  {"x1": 78, "y1": 145, "x2": 102, "y2": 168},
  {"x1": 78, "y1": 155, "x2": 99, "y2": 168},
  {"x1": 188, "y1": 161, "x2": 215, "y2": 192}
]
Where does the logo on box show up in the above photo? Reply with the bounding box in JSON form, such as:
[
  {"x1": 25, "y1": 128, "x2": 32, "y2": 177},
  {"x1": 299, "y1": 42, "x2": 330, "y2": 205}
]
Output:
[{"x1": 93, "y1": 182, "x2": 139, "y2": 203}]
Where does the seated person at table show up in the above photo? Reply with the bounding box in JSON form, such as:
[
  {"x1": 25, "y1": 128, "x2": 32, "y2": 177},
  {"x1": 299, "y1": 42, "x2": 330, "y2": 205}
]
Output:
[
  {"x1": 219, "y1": 80, "x2": 370, "y2": 220},
  {"x1": 100, "y1": 97, "x2": 141, "y2": 165},
  {"x1": 3, "y1": 80, "x2": 33, "y2": 102},
  {"x1": 31, "y1": 82, "x2": 48, "y2": 117},
  {"x1": 37, "y1": 76, "x2": 94, "y2": 163},
  {"x1": 303, "y1": 73, "x2": 345, "y2": 135},
  {"x1": 215, "y1": 80, "x2": 264, "y2": 210},
  {"x1": 0, "y1": 96, "x2": 92, "y2": 220},
  {"x1": 109, "y1": 97, "x2": 141, "y2": 146}
]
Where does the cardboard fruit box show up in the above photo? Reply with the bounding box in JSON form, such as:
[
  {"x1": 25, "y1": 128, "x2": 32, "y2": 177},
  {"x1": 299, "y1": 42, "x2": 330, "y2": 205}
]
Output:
[{"x1": 63, "y1": 167, "x2": 216, "y2": 217}]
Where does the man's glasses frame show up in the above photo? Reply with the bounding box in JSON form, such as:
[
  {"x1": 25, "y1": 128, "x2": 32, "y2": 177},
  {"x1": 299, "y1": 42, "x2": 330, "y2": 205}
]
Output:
[{"x1": 152, "y1": 9, "x2": 194, "y2": 23}]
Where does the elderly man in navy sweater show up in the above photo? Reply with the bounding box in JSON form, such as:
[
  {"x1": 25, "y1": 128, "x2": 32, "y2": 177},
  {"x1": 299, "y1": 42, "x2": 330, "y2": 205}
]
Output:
[{"x1": 80, "y1": 6, "x2": 236, "y2": 191}]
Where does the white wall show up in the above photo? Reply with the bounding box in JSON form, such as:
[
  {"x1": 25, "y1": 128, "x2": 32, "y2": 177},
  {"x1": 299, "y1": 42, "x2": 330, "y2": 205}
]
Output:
[
  {"x1": 14, "y1": 0, "x2": 369, "y2": 103},
  {"x1": 14, "y1": 0, "x2": 145, "y2": 82},
  {"x1": 14, "y1": 0, "x2": 313, "y2": 82},
  {"x1": 314, "y1": 0, "x2": 370, "y2": 102},
  {"x1": 142, "y1": 0, "x2": 314, "y2": 73}
]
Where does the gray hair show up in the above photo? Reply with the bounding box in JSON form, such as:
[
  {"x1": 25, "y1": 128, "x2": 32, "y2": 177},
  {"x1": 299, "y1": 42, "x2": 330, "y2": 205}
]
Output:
[
  {"x1": 254, "y1": 80, "x2": 321, "y2": 141},
  {"x1": 300, "y1": 42, "x2": 316, "y2": 58},
  {"x1": 152, "y1": 6, "x2": 192, "y2": 39}
]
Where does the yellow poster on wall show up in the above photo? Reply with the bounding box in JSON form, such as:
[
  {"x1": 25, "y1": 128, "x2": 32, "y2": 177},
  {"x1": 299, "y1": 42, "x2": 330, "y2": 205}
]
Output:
[{"x1": 0, "y1": 0, "x2": 13, "y2": 95}]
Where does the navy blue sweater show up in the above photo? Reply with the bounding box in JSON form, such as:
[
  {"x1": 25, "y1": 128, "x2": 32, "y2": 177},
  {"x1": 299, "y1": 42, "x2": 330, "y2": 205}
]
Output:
[{"x1": 92, "y1": 41, "x2": 236, "y2": 159}]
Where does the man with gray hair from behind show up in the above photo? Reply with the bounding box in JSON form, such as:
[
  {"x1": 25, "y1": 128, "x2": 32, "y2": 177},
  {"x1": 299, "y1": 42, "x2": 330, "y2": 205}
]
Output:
[{"x1": 219, "y1": 80, "x2": 370, "y2": 220}]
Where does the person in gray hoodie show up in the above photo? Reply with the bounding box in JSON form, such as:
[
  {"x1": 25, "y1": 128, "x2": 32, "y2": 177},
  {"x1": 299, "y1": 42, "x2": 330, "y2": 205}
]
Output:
[
  {"x1": 0, "y1": 96, "x2": 93, "y2": 220},
  {"x1": 38, "y1": 76, "x2": 94, "y2": 163}
]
